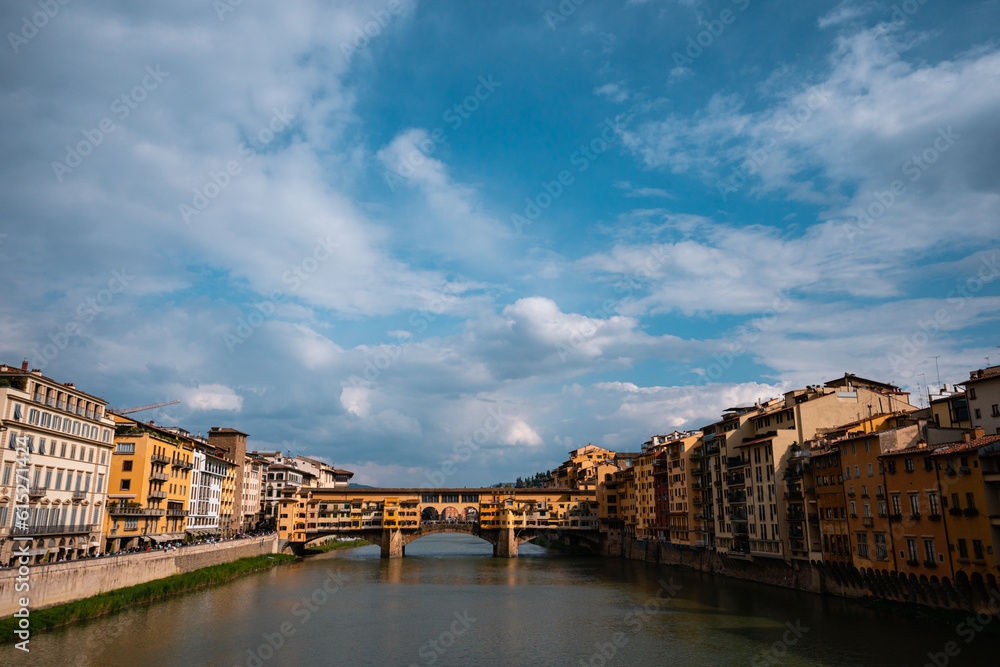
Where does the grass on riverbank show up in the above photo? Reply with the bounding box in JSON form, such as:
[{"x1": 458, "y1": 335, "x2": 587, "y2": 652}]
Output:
[
  {"x1": 0, "y1": 553, "x2": 296, "y2": 642},
  {"x1": 303, "y1": 539, "x2": 371, "y2": 555}
]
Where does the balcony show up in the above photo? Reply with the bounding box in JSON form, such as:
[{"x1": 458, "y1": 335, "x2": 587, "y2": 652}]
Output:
[
  {"x1": 109, "y1": 505, "x2": 165, "y2": 517},
  {"x1": 787, "y1": 512, "x2": 806, "y2": 522},
  {"x1": 72, "y1": 490, "x2": 86, "y2": 502},
  {"x1": 729, "y1": 492, "x2": 747, "y2": 504},
  {"x1": 923, "y1": 560, "x2": 938, "y2": 569},
  {"x1": 862, "y1": 517, "x2": 874, "y2": 527},
  {"x1": 948, "y1": 507, "x2": 963, "y2": 516},
  {"x1": 963, "y1": 507, "x2": 979, "y2": 517},
  {"x1": 785, "y1": 490, "x2": 803, "y2": 500},
  {"x1": 928, "y1": 513, "x2": 942, "y2": 521},
  {"x1": 11, "y1": 523, "x2": 96, "y2": 536},
  {"x1": 148, "y1": 490, "x2": 167, "y2": 499},
  {"x1": 28, "y1": 485, "x2": 46, "y2": 499},
  {"x1": 888, "y1": 513, "x2": 903, "y2": 522},
  {"x1": 958, "y1": 466, "x2": 971, "y2": 475},
  {"x1": 150, "y1": 471, "x2": 169, "y2": 482},
  {"x1": 909, "y1": 513, "x2": 921, "y2": 521},
  {"x1": 728, "y1": 474, "x2": 746, "y2": 487},
  {"x1": 727, "y1": 457, "x2": 748, "y2": 469},
  {"x1": 150, "y1": 454, "x2": 170, "y2": 465},
  {"x1": 166, "y1": 508, "x2": 189, "y2": 517}
]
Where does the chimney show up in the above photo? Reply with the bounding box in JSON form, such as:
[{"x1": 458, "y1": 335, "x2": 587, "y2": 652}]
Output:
[{"x1": 21, "y1": 359, "x2": 28, "y2": 371}]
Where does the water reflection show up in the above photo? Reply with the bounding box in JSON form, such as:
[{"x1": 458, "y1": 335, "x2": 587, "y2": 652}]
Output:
[{"x1": 2, "y1": 534, "x2": 995, "y2": 667}]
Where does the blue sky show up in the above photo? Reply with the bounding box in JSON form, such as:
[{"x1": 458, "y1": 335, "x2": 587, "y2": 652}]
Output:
[{"x1": 2, "y1": 0, "x2": 999, "y2": 486}]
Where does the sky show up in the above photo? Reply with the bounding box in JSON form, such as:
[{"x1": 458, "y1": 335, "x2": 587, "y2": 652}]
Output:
[{"x1": 1, "y1": 0, "x2": 999, "y2": 487}]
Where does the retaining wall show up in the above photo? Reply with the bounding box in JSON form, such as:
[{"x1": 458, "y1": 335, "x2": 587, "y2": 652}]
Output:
[
  {"x1": 614, "y1": 537, "x2": 1000, "y2": 616},
  {"x1": 0, "y1": 535, "x2": 279, "y2": 617}
]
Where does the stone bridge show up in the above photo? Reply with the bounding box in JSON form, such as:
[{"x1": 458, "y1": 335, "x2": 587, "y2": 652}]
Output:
[{"x1": 277, "y1": 487, "x2": 602, "y2": 558}]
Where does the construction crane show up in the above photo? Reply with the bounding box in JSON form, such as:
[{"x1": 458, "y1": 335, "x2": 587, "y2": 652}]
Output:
[{"x1": 114, "y1": 400, "x2": 181, "y2": 415}]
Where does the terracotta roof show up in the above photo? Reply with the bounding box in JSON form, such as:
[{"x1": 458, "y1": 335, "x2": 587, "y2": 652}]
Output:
[
  {"x1": 879, "y1": 443, "x2": 937, "y2": 458},
  {"x1": 933, "y1": 434, "x2": 1000, "y2": 456}
]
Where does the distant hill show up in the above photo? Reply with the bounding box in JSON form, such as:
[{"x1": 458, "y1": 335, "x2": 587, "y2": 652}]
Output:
[{"x1": 349, "y1": 482, "x2": 373, "y2": 488}]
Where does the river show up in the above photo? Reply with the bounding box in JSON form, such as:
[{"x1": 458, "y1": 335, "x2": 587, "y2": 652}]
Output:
[{"x1": 4, "y1": 533, "x2": 996, "y2": 666}]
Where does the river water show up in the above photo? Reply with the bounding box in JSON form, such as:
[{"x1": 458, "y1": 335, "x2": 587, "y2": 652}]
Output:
[{"x1": 4, "y1": 533, "x2": 997, "y2": 666}]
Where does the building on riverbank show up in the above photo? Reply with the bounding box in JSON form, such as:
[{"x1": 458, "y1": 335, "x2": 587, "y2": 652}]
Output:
[
  {"x1": 103, "y1": 415, "x2": 196, "y2": 552},
  {"x1": 0, "y1": 361, "x2": 116, "y2": 565}
]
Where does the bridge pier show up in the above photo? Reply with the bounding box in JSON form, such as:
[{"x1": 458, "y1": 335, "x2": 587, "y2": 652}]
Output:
[
  {"x1": 493, "y1": 527, "x2": 517, "y2": 558},
  {"x1": 381, "y1": 528, "x2": 404, "y2": 559}
]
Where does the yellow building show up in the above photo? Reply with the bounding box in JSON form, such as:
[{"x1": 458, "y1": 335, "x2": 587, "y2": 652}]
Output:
[
  {"x1": 103, "y1": 415, "x2": 194, "y2": 551},
  {"x1": 934, "y1": 432, "x2": 1000, "y2": 582}
]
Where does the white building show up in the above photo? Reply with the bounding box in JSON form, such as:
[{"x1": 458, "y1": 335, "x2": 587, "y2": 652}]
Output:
[
  {"x1": 186, "y1": 445, "x2": 231, "y2": 536},
  {"x1": 0, "y1": 362, "x2": 116, "y2": 564}
]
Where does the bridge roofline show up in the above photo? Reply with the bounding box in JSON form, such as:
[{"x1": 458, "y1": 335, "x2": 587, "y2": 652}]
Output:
[{"x1": 301, "y1": 487, "x2": 594, "y2": 494}]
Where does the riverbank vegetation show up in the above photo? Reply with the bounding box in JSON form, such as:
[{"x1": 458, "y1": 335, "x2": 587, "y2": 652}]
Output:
[{"x1": 0, "y1": 553, "x2": 295, "y2": 642}]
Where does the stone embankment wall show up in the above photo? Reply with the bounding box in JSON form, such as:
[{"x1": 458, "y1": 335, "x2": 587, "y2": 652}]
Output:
[
  {"x1": 612, "y1": 537, "x2": 1000, "y2": 617},
  {"x1": 0, "y1": 535, "x2": 279, "y2": 617}
]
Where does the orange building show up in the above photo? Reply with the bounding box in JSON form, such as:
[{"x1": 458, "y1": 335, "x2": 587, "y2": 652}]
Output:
[
  {"x1": 933, "y1": 433, "x2": 1000, "y2": 583},
  {"x1": 880, "y1": 445, "x2": 950, "y2": 578}
]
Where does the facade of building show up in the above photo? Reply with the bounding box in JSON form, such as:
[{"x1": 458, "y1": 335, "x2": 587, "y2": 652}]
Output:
[
  {"x1": 964, "y1": 366, "x2": 1000, "y2": 435},
  {"x1": 880, "y1": 443, "x2": 948, "y2": 577},
  {"x1": 0, "y1": 362, "x2": 116, "y2": 563},
  {"x1": 207, "y1": 427, "x2": 248, "y2": 533},
  {"x1": 934, "y1": 433, "x2": 1000, "y2": 581},
  {"x1": 103, "y1": 415, "x2": 195, "y2": 551},
  {"x1": 186, "y1": 444, "x2": 233, "y2": 537}
]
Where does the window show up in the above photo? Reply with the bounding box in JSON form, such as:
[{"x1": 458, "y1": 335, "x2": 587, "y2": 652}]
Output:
[
  {"x1": 993, "y1": 405, "x2": 1000, "y2": 417},
  {"x1": 60, "y1": 442, "x2": 66, "y2": 457},
  {"x1": 122, "y1": 460, "x2": 133, "y2": 472},
  {"x1": 909, "y1": 493, "x2": 920, "y2": 516},
  {"x1": 857, "y1": 532, "x2": 869, "y2": 559},
  {"x1": 906, "y1": 537, "x2": 918, "y2": 563},
  {"x1": 966, "y1": 492, "x2": 976, "y2": 510},
  {"x1": 957, "y1": 539, "x2": 968, "y2": 559},
  {"x1": 904, "y1": 458, "x2": 914, "y2": 472},
  {"x1": 867, "y1": 463, "x2": 873, "y2": 477},
  {"x1": 874, "y1": 533, "x2": 887, "y2": 560},
  {"x1": 923, "y1": 538, "x2": 936, "y2": 563},
  {"x1": 863, "y1": 502, "x2": 871, "y2": 517},
  {"x1": 854, "y1": 465, "x2": 860, "y2": 478},
  {"x1": 115, "y1": 442, "x2": 135, "y2": 454},
  {"x1": 887, "y1": 460, "x2": 896, "y2": 474},
  {"x1": 13, "y1": 404, "x2": 22, "y2": 420},
  {"x1": 55, "y1": 470, "x2": 63, "y2": 490},
  {"x1": 975, "y1": 409, "x2": 982, "y2": 419},
  {"x1": 923, "y1": 457, "x2": 933, "y2": 471},
  {"x1": 973, "y1": 540, "x2": 985, "y2": 560},
  {"x1": 120, "y1": 479, "x2": 131, "y2": 491},
  {"x1": 845, "y1": 466, "x2": 851, "y2": 479},
  {"x1": 928, "y1": 492, "x2": 940, "y2": 515},
  {"x1": 2, "y1": 465, "x2": 11, "y2": 486}
]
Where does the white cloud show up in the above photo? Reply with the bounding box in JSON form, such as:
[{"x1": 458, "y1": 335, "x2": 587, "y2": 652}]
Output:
[{"x1": 173, "y1": 384, "x2": 243, "y2": 412}]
